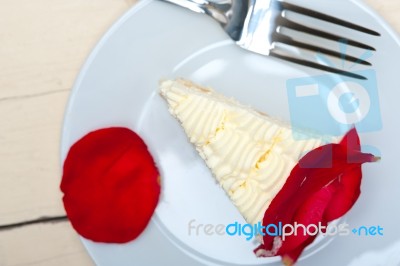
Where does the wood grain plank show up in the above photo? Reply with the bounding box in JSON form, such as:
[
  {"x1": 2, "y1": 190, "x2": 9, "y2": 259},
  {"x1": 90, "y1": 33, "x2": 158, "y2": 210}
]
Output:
[
  {"x1": 0, "y1": 222, "x2": 93, "y2": 266},
  {"x1": 365, "y1": 0, "x2": 400, "y2": 32},
  {"x1": 0, "y1": 91, "x2": 69, "y2": 224},
  {"x1": 0, "y1": 0, "x2": 133, "y2": 100}
]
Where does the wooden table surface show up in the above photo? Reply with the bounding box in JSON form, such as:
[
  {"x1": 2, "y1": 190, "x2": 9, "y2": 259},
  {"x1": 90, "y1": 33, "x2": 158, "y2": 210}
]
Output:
[{"x1": 0, "y1": 0, "x2": 398, "y2": 265}]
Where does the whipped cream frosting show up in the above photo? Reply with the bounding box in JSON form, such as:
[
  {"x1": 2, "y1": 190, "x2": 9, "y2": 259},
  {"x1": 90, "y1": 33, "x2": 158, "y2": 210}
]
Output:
[{"x1": 160, "y1": 79, "x2": 328, "y2": 225}]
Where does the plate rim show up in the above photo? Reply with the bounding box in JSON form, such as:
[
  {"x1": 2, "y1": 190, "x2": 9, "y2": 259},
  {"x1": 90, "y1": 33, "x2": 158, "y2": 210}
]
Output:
[{"x1": 60, "y1": 0, "x2": 400, "y2": 265}]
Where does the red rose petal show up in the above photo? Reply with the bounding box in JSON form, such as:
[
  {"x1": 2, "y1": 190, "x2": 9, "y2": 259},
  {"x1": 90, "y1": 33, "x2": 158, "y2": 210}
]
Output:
[
  {"x1": 60, "y1": 127, "x2": 160, "y2": 243},
  {"x1": 323, "y1": 167, "x2": 361, "y2": 222},
  {"x1": 277, "y1": 184, "x2": 336, "y2": 255},
  {"x1": 255, "y1": 128, "x2": 378, "y2": 264}
]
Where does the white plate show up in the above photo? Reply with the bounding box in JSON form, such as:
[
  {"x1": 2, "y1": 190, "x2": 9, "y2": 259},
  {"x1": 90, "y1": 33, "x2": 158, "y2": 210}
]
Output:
[{"x1": 61, "y1": 1, "x2": 400, "y2": 265}]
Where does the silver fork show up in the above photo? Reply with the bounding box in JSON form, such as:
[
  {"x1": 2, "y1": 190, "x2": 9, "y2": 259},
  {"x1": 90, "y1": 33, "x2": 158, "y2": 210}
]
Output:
[{"x1": 159, "y1": 0, "x2": 380, "y2": 79}]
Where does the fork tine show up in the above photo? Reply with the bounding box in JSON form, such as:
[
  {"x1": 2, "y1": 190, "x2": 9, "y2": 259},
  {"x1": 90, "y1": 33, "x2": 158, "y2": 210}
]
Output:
[
  {"x1": 269, "y1": 51, "x2": 367, "y2": 80},
  {"x1": 279, "y1": 17, "x2": 376, "y2": 51},
  {"x1": 273, "y1": 32, "x2": 372, "y2": 66},
  {"x1": 280, "y1": 1, "x2": 381, "y2": 36}
]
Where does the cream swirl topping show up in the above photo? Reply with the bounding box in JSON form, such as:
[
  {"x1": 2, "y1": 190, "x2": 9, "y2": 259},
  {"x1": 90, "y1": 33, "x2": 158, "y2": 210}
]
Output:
[{"x1": 160, "y1": 79, "x2": 329, "y2": 225}]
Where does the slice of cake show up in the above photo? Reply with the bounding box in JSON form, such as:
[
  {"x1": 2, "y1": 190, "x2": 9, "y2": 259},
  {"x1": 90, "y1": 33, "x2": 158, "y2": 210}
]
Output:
[
  {"x1": 160, "y1": 78, "x2": 379, "y2": 265},
  {"x1": 160, "y1": 79, "x2": 329, "y2": 225}
]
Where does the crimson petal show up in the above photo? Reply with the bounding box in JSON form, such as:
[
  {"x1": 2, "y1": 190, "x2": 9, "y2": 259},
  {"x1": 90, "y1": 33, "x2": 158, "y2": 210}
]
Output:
[
  {"x1": 61, "y1": 127, "x2": 160, "y2": 243},
  {"x1": 255, "y1": 128, "x2": 378, "y2": 265}
]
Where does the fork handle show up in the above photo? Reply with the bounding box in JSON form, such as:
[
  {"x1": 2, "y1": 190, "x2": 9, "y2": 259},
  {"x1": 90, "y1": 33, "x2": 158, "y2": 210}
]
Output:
[
  {"x1": 159, "y1": 0, "x2": 228, "y2": 24},
  {"x1": 160, "y1": 0, "x2": 209, "y2": 14}
]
